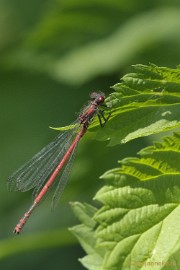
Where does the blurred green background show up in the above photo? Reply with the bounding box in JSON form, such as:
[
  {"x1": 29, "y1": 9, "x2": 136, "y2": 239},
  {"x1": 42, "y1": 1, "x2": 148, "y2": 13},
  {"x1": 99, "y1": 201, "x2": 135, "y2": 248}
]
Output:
[{"x1": 0, "y1": 0, "x2": 180, "y2": 269}]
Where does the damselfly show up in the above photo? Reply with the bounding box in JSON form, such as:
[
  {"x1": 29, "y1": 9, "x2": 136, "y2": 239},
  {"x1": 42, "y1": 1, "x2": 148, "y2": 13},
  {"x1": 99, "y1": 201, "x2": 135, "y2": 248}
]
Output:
[{"x1": 8, "y1": 92, "x2": 110, "y2": 234}]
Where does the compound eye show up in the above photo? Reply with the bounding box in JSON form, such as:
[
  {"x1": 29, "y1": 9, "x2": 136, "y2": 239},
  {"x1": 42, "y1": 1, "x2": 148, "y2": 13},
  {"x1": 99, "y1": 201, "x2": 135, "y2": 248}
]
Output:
[
  {"x1": 98, "y1": 95, "x2": 105, "y2": 103},
  {"x1": 90, "y1": 92, "x2": 105, "y2": 103}
]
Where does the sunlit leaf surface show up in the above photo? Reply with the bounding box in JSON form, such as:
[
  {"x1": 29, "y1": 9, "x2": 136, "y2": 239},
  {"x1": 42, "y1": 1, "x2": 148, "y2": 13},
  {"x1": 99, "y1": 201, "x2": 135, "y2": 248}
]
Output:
[
  {"x1": 71, "y1": 132, "x2": 180, "y2": 270},
  {"x1": 92, "y1": 64, "x2": 180, "y2": 146}
]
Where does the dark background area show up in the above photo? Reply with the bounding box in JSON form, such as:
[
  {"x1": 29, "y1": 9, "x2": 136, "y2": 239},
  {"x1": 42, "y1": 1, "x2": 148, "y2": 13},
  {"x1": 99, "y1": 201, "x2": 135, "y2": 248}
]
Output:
[{"x1": 0, "y1": 0, "x2": 179, "y2": 269}]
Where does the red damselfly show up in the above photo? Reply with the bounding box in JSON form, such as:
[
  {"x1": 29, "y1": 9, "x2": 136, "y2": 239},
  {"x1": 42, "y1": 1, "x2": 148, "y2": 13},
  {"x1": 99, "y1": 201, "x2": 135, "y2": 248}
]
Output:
[{"x1": 8, "y1": 92, "x2": 110, "y2": 234}]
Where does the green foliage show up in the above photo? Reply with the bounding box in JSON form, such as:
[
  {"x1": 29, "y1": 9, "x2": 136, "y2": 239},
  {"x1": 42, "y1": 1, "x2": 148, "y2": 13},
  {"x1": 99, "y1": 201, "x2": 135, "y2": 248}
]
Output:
[
  {"x1": 0, "y1": 229, "x2": 76, "y2": 260},
  {"x1": 1, "y1": 1, "x2": 180, "y2": 85},
  {"x1": 48, "y1": 64, "x2": 180, "y2": 141},
  {"x1": 71, "y1": 132, "x2": 180, "y2": 270},
  {"x1": 93, "y1": 64, "x2": 180, "y2": 146},
  {"x1": 70, "y1": 65, "x2": 180, "y2": 270}
]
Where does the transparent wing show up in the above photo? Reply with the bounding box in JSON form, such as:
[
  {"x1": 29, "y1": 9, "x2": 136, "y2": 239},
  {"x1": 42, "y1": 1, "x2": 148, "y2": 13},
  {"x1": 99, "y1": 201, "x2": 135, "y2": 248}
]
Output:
[
  {"x1": 51, "y1": 141, "x2": 78, "y2": 210},
  {"x1": 7, "y1": 123, "x2": 79, "y2": 193}
]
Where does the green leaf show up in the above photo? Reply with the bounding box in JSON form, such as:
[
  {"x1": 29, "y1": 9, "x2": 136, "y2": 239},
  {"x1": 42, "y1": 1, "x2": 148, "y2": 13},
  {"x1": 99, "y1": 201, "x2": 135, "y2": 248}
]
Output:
[
  {"x1": 71, "y1": 132, "x2": 180, "y2": 270},
  {"x1": 70, "y1": 202, "x2": 104, "y2": 270},
  {"x1": 92, "y1": 64, "x2": 180, "y2": 146}
]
